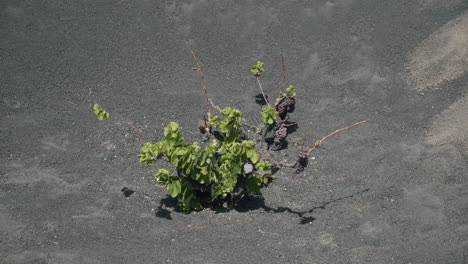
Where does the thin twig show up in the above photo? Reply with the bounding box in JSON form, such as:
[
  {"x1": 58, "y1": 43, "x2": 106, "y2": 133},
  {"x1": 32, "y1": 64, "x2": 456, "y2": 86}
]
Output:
[
  {"x1": 189, "y1": 49, "x2": 222, "y2": 114},
  {"x1": 111, "y1": 114, "x2": 147, "y2": 143},
  {"x1": 279, "y1": 118, "x2": 320, "y2": 127},
  {"x1": 189, "y1": 48, "x2": 211, "y2": 118},
  {"x1": 256, "y1": 77, "x2": 270, "y2": 107},
  {"x1": 279, "y1": 53, "x2": 286, "y2": 97},
  {"x1": 307, "y1": 120, "x2": 369, "y2": 155}
]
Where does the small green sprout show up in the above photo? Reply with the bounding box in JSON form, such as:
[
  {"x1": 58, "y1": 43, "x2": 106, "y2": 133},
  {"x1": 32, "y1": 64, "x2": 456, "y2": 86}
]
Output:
[
  {"x1": 93, "y1": 104, "x2": 110, "y2": 120},
  {"x1": 286, "y1": 85, "x2": 296, "y2": 98},
  {"x1": 251, "y1": 61, "x2": 265, "y2": 77},
  {"x1": 261, "y1": 106, "x2": 279, "y2": 125}
]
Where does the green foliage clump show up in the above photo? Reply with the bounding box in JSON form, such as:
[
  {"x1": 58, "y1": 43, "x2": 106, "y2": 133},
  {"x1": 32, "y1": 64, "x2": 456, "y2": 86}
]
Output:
[
  {"x1": 250, "y1": 61, "x2": 265, "y2": 77},
  {"x1": 261, "y1": 106, "x2": 279, "y2": 125},
  {"x1": 286, "y1": 85, "x2": 296, "y2": 98},
  {"x1": 208, "y1": 115, "x2": 220, "y2": 128},
  {"x1": 93, "y1": 104, "x2": 110, "y2": 120},
  {"x1": 139, "y1": 109, "x2": 272, "y2": 212}
]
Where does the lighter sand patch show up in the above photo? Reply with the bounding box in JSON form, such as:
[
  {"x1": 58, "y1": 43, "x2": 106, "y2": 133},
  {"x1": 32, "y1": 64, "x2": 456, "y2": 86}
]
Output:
[
  {"x1": 407, "y1": 11, "x2": 468, "y2": 91},
  {"x1": 426, "y1": 95, "x2": 468, "y2": 151},
  {"x1": 419, "y1": 0, "x2": 465, "y2": 9}
]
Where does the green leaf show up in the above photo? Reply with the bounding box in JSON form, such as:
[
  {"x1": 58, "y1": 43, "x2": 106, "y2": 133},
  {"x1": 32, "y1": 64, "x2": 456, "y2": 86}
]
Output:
[
  {"x1": 286, "y1": 85, "x2": 296, "y2": 98},
  {"x1": 138, "y1": 142, "x2": 155, "y2": 166},
  {"x1": 167, "y1": 180, "x2": 181, "y2": 198},
  {"x1": 209, "y1": 115, "x2": 220, "y2": 128},
  {"x1": 261, "y1": 106, "x2": 278, "y2": 125},
  {"x1": 248, "y1": 150, "x2": 259, "y2": 164},
  {"x1": 164, "y1": 122, "x2": 184, "y2": 145},
  {"x1": 262, "y1": 175, "x2": 271, "y2": 184},
  {"x1": 169, "y1": 142, "x2": 200, "y2": 174},
  {"x1": 242, "y1": 141, "x2": 259, "y2": 164},
  {"x1": 154, "y1": 168, "x2": 172, "y2": 183},
  {"x1": 211, "y1": 173, "x2": 237, "y2": 199},
  {"x1": 251, "y1": 61, "x2": 265, "y2": 77},
  {"x1": 173, "y1": 180, "x2": 201, "y2": 212},
  {"x1": 93, "y1": 104, "x2": 110, "y2": 120},
  {"x1": 256, "y1": 160, "x2": 271, "y2": 171},
  {"x1": 246, "y1": 174, "x2": 263, "y2": 193},
  {"x1": 219, "y1": 107, "x2": 244, "y2": 142}
]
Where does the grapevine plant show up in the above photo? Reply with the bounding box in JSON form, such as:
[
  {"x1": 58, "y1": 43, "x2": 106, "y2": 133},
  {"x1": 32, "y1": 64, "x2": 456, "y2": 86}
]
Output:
[
  {"x1": 137, "y1": 108, "x2": 272, "y2": 212},
  {"x1": 93, "y1": 51, "x2": 368, "y2": 212}
]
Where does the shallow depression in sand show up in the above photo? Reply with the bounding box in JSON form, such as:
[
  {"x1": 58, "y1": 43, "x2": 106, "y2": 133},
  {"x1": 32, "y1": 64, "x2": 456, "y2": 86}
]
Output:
[{"x1": 419, "y1": 0, "x2": 465, "y2": 9}]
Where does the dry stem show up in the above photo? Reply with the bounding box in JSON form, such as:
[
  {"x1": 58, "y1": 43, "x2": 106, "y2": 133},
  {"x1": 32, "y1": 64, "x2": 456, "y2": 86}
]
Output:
[
  {"x1": 279, "y1": 53, "x2": 286, "y2": 97},
  {"x1": 189, "y1": 49, "x2": 222, "y2": 115},
  {"x1": 255, "y1": 77, "x2": 270, "y2": 107},
  {"x1": 307, "y1": 120, "x2": 369, "y2": 155},
  {"x1": 111, "y1": 114, "x2": 147, "y2": 143},
  {"x1": 279, "y1": 118, "x2": 320, "y2": 127}
]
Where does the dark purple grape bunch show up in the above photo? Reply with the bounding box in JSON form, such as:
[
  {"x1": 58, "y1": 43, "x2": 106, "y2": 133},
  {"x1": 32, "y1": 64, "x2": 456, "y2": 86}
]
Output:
[
  {"x1": 276, "y1": 96, "x2": 295, "y2": 120},
  {"x1": 270, "y1": 126, "x2": 288, "y2": 151},
  {"x1": 293, "y1": 151, "x2": 308, "y2": 174}
]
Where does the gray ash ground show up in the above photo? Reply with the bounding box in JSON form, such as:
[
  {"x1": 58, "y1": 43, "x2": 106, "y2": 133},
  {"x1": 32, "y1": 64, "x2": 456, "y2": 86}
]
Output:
[{"x1": 1, "y1": 1, "x2": 467, "y2": 263}]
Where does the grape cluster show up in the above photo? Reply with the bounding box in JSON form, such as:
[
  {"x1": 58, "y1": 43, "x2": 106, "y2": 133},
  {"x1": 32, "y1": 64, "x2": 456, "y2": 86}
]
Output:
[
  {"x1": 276, "y1": 96, "x2": 296, "y2": 120},
  {"x1": 270, "y1": 126, "x2": 288, "y2": 151},
  {"x1": 293, "y1": 151, "x2": 308, "y2": 174}
]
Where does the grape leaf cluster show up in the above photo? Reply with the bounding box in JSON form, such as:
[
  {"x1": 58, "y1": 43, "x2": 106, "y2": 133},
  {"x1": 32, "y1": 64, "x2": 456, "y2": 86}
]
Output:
[
  {"x1": 261, "y1": 106, "x2": 279, "y2": 125},
  {"x1": 93, "y1": 104, "x2": 110, "y2": 120},
  {"x1": 251, "y1": 61, "x2": 265, "y2": 77},
  {"x1": 139, "y1": 109, "x2": 272, "y2": 212}
]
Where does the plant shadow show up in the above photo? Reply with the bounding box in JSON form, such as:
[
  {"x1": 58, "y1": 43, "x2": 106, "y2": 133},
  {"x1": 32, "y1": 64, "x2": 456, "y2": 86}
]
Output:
[
  {"x1": 283, "y1": 121, "x2": 298, "y2": 134},
  {"x1": 155, "y1": 188, "x2": 370, "y2": 224},
  {"x1": 255, "y1": 94, "x2": 268, "y2": 106}
]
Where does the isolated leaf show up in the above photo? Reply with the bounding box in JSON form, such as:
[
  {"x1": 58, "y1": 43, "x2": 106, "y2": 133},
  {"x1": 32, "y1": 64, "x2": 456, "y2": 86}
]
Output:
[
  {"x1": 251, "y1": 61, "x2": 265, "y2": 77},
  {"x1": 167, "y1": 180, "x2": 181, "y2": 198},
  {"x1": 261, "y1": 106, "x2": 278, "y2": 125},
  {"x1": 286, "y1": 85, "x2": 296, "y2": 98},
  {"x1": 93, "y1": 104, "x2": 110, "y2": 120}
]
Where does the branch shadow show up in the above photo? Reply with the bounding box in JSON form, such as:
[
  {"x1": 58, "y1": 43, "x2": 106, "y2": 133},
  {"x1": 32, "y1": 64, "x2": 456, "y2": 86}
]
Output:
[
  {"x1": 255, "y1": 94, "x2": 268, "y2": 106},
  {"x1": 283, "y1": 121, "x2": 298, "y2": 134},
  {"x1": 155, "y1": 188, "x2": 370, "y2": 224}
]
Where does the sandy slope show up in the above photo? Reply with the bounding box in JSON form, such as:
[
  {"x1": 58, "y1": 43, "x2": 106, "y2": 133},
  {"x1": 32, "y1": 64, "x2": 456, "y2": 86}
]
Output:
[
  {"x1": 427, "y1": 95, "x2": 468, "y2": 152},
  {"x1": 407, "y1": 11, "x2": 468, "y2": 91}
]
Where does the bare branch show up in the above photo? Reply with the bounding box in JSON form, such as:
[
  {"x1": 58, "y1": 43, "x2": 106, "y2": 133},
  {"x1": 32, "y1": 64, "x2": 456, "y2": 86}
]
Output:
[
  {"x1": 110, "y1": 114, "x2": 147, "y2": 143},
  {"x1": 279, "y1": 53, "x2": 286, "y2": 97},
  {"x1": 307, "y1": 120, "x2": 369, "y2": 155},
  {"x1": 189, "y1": 49, "x2": 222, "y2": 115},
  {"x1": 256, "y1": 77, "x2": 270, "y2": 107},
  {"x1": 279, "y1": 118, "x2": 320, "y2": 127}
]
